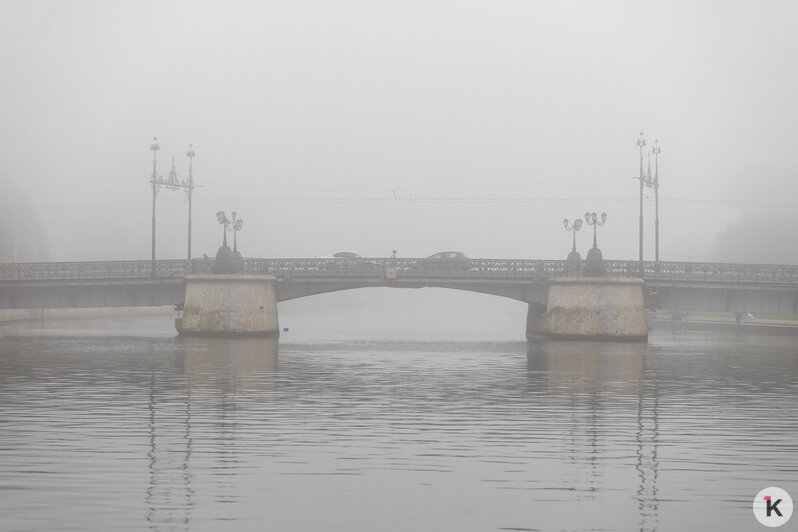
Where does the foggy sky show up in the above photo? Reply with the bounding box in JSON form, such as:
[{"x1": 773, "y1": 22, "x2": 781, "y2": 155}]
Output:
[{"x1": 1, "y1": 1, "x2": 797, "y2": 263}]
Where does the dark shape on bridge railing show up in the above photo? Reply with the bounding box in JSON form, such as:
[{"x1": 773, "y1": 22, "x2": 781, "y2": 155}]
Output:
[
  {"x1": 563, "y1": 217, "x2": 583, "y2": 264},
  {"x1": 213, "y1": 245, "x2": 241, "y2": 274},
  {"x1": 565, "y1": 257, "x2": 582, "y2": 276},
  {"x1": 583, "y1": 248, "x2": 606, "y2": 277}
]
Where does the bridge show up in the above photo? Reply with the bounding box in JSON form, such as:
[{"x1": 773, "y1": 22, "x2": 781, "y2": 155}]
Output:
[{"x1": 2, "y1": 258, "x2": 797, "y2": 317}]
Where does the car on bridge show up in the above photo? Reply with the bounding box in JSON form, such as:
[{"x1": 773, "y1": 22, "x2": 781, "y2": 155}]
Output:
[
  {"x1": 326, "y1": 251, "x2": 361, "y2": 259},
  {"x1": 320, "y1": 251, "x2": 381, "y2": 276},
  {"x1": 411, "y1": 251, "x2": 472, "y2": 274}
]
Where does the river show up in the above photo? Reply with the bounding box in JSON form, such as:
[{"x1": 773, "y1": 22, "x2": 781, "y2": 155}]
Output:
[{"x1": 0, "y1": 312, "x2": 796, "y2": 531}]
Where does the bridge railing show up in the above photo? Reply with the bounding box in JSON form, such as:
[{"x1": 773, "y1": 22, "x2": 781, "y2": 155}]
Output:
[
  {"x1": 240, "y1": 258, "x2": 575, "y2": 280},
  {"x1": 606, "y1": 260, "x2": 798, "y2": 284},
  {"x1": 244, "y1": 258, "x2": 798, "y2": 283},
  {"x1": 3, "y1": 258, "x2": 798, "y2": 285},
  {"x1": 0, "y1": 260, "x2": 192, "y2": 280}
]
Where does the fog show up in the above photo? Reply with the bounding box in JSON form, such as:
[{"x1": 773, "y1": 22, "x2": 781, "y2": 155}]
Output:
[{"x1": 2, "y1": 1, "x2": 797, "y2": 264}]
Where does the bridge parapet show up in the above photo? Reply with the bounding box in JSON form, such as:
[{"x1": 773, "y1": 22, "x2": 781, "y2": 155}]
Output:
[
  {"x1": 2, "y1": 258, "x2": 798, "y2": 285},
  {"x1": 242, "y1": 258, "x2": 564, "y2": 280},
  {"x1": 604, "y1": 260, "x2": 798, "y2": 284},
  {"x1": 0, "y1": 259, "x2": 195, "y2": 280}
]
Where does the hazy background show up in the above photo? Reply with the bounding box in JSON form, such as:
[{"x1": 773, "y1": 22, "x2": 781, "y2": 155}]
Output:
[{"x1": 1, "y1": 0, "x2": 797, "y2": 265}]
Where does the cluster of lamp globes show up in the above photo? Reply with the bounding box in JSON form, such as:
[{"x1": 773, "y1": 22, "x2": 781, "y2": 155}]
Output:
[
  {"x1": 563, "y1": 212, "x2": 607, "y2": 254},
  {"x1": 212, "y1": 211, "x2": 245, "y2": 274},
  {"x1": 216, "y1": 211, "x2": 244, "y2": 251},
  {"x1": 563, "y1": 212, "x2": 607, "y2": 232}
]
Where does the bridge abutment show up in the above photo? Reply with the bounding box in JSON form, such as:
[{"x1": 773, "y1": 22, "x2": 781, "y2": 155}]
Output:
[
  {"x1": 530, "y1": 278, "x2": 648, "y2": 341},
  {"x1": 176, "y1": 275, "x2": 279, "y2": 337}
]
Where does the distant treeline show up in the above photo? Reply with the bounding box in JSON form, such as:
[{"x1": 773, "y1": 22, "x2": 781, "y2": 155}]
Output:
[{"x1": 712, "y1": 214, "x2": 798, "y2": 265}]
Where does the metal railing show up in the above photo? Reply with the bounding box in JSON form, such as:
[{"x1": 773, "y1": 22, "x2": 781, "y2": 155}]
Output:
[
  {"x1": 604, "y1": 260, "x2": 798, "y2": 284},
  {"x1": 0, "y1": 259, "x2": 192, "y2": 280},
  {"x1": 2, "y1": 258, "x2": 798, "y2": 285}
]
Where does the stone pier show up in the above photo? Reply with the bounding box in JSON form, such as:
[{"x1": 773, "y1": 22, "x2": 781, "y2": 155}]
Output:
[
  {"x1": 176, "y1": 275, "x2": 279, "y2": 337},
  {"x1": 527, "y1": 277, "x2": 648, "y2": 341}
]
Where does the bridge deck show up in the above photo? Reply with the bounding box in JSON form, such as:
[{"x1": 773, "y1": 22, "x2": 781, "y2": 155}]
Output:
[
  {"x1": 1, "y1": 258, "x2": 797, "y2": 314},
  {"x1": 2, "y1": 258, "x2": 798, "y2": 285}
]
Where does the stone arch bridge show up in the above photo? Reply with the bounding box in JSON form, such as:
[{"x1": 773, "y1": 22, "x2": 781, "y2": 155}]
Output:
[{"x1": 2, "y1": 258, "x2": 798, "y2": 338}]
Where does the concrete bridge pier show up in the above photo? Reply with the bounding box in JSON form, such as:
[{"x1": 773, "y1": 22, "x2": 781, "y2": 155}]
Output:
[
  {"x1": 176, "y1": 275, "x2": 279, "y2": 337},
  {"x1": 528, "y1": 278, "x2": 648, "y2": 341}
]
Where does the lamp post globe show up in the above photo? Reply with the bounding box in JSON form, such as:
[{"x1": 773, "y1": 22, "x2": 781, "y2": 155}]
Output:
[{"x1": 563, "y1": 217, "x2": 583, "y2": 264}]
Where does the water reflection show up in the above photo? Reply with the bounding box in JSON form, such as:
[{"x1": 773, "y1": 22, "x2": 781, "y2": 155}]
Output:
[
  {"x1": 178, "y1": 337, "x2": 278, "y2": 391},
  {"x1": 635, "y1": 373, "x2": 659, "y2": 532},
  {"x1": 1, "y1": 326, "x2": 797, "y2": 531},
  {"x1": 528, "y1": 340, "x2": 645, "y2": 396},
  {"x1": 527, "y1": 340, "x2": 659, "y2": 531},
  {"x1": 145, "y1": 338, "x2": 278, "y2": 531}
]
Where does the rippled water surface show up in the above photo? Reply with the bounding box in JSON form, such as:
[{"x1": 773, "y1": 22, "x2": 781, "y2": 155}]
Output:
[{"x1": 1, "y1": 317, "x2": 797, "y2": 531}]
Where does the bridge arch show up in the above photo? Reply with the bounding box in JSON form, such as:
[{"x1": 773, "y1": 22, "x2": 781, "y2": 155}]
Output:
[
  {"x1": 274, "y1": 279, "x2": 547, "y2": 305},
  {"x1": 277, "y1": 286, "x2": 534, "y2": 338}
]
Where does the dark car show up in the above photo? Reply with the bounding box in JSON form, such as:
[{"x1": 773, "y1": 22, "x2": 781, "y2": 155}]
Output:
[
  {"x1": 329, "y1": 251, "x2": 361, "y2": 259},
  {"x1": 412, "y1": 251, "x2": 471, "y2": 274},
  {"x1": 321, "y1": 251, "x2": 380, "y2": 276}
]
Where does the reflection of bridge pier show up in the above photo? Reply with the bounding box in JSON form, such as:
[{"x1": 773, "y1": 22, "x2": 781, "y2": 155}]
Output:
[
  {"x1": 145, "y1": 338, "x2": 278, "y2": 528},
  {"x1": 179, "y1": 337, "x2": 278, "y2": 387},
  {"x1": 527, "y1": 340, "x2": 659, "y2": 530}
]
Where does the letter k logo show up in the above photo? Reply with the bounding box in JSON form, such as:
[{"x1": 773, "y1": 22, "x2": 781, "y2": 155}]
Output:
[
  {"x1": 765, "y1": 496, "x2": 783, "y2": 518},
  {"x1": 754, "y1": 487, "x2": 792, "y2": 527}
]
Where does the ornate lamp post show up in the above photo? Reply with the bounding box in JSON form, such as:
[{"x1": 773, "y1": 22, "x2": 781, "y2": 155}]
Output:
[
  {"x1": 583, "y1": 211, "x2": 607, "y2": 277},
  {"x1": 150, "y1": 137, "x2": 160, "y2": 275},
  {"x1": 634, "y1": 133, "x2": 663, "y2": 273},
  {"x1": 214, "y1": 211, "x2": 243, "y2": 274},
  {"x1": 636, "y1": 132, "x2": 646, "y2": 277},
  {"x1": 231, "y1": 217, "x2": 243, "y2": 254},
  {"x1": 216, "y1": 210, "x2": 231, "y2": 247},
  {"x1": 651, "y1": 140, "x2": 661, "y2": 263},
  {"x1": 148, "y1": 137, "x2": 196, "y2": 275},
  {"x1": 186, "y1": 144, "x2": 196, "y2": 261},
  {"x1": 563, "y1": 217, "x2": 583, "y2": 261},
  {"x1": 585, "y1": 211, "x2": 607, "y2": 249}
]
